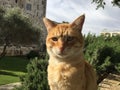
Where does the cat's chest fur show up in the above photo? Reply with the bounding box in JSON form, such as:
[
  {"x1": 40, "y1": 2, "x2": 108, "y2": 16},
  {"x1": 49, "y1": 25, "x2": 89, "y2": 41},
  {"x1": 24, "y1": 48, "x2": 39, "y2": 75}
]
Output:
[{"x1": 48, "y1": 60, "x2": 86, "y2": 90}]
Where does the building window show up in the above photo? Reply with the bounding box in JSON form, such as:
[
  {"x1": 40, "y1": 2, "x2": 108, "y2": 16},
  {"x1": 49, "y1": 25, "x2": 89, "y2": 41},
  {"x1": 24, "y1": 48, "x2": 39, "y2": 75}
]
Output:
[
  {"x1": 26, "y1": 3, "x2": 32, "y2": 11},
  {"x1": 36, "y1": 12, "x2": 39, "y2": 16},
  {"x1": 15, "y1": 0, "x2": 18, "y2": 3},
  {"x1": 42, "y1": 0, "x2": 44, "y2": 4},
  {"x1": 21, "y1": 4, "x2": 23, "y2": 8},
  {"x1": 37, "y1": 5, "x2": 39, "y2": 10}
]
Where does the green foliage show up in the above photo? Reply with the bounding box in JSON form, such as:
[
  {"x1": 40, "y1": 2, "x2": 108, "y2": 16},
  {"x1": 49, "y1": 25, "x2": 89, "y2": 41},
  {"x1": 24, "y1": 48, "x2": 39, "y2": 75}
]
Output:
[
  {"x1": 84, "y1": 34, "x2": 120, "y2": 83},
  {"x1": 0, "y1": 7, "x2": 5, "y2": 22},
  {"x1": 0, "y1": 7, "x2": 41, "y2": 45},
  {"x1": 92, "y1": 0, "x2": 120, "y2": 9},
  {"x1": 0, "y1": 7, "x2": 41, "y2": 58},
  {"x1": 18, "y1": 58, "x2": 49, "y2": 90}
]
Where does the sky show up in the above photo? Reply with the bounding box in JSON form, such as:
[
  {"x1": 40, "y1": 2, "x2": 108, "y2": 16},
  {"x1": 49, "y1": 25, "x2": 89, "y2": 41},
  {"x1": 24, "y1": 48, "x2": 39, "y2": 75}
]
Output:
[{"x1": 46, "y1": 0, "x2": 120, "y2": 35}]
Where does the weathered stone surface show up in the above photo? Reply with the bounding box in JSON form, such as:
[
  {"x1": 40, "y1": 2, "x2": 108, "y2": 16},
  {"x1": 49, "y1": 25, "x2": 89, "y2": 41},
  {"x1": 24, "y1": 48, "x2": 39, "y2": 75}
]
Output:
[
  {"x1": 99, "y1": 74, "x2": 120, "y2": 90},
  {"x1": 0, "y1": 82, "x2": 21, "y2": 90}
]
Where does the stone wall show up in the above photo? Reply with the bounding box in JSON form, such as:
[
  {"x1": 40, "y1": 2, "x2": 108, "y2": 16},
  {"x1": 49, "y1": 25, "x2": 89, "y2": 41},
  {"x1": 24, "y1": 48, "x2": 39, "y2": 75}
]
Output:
[{"x1": 0, "y1": 45, "x2": 38, "y2": 56}]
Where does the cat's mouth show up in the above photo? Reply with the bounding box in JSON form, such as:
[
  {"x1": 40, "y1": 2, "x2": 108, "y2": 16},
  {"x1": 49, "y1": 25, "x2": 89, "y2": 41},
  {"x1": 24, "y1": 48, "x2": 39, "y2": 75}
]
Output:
[
  {"x1": 58, "y1": 53, "x2": 67, "y2": 57},
  {"x1": 52, "y1": 49, "x2": 68, "y2": 58},
  {"x1": 56, "y1": 53, "x2": 69, "y2": 59},
  {"x1": 55, "y1": 52, "x2": 67, "y2": 56}
]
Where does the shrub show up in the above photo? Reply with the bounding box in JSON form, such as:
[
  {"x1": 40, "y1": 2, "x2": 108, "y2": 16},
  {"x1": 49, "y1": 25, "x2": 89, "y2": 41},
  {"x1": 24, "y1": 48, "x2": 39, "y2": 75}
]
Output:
[{"x1": 18, "y1": 58, "x2": 49, "y2": 90}]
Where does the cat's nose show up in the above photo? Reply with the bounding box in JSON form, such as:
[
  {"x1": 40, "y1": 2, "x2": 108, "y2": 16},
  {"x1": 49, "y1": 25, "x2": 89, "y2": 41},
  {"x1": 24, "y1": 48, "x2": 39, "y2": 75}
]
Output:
[
  {"x1": 58, "y1": 39, "x2": 65, "y2": 53},
  {"x1": 59, "y1": 47, "x2": 65, "y2": 53}
]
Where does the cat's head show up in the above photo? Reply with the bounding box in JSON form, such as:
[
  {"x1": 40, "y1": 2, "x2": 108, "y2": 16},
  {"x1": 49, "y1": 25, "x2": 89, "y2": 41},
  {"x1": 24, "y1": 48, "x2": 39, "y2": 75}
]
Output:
[{"x1": 43, "y1": 15, "x2": 85, "y2": 59}]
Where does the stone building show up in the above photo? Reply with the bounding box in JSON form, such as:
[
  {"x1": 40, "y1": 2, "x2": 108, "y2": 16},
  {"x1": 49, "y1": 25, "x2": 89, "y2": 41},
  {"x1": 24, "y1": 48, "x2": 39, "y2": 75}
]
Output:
[
  {"x1": 0, "y1": 0, "x2": 47, "y2": 42},
  {"x1": 101, "y1": 31, "x2": 120, "y2": 37}
]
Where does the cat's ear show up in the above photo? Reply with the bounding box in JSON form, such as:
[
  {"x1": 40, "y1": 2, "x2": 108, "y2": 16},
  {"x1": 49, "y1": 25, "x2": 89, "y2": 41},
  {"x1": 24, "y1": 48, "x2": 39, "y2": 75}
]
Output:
[
  {"x1": 43, "y1": 18, "x2": 56, "y2": 32},
  {"x1": 70, "y1": 14, "x2": 85, "y2": 32}
]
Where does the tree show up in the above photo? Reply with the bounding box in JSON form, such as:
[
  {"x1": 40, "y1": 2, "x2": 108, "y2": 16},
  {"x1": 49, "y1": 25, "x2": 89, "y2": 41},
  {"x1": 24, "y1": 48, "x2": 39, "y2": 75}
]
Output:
[
  {"x1": 0, "y1": 7, "x2": 41, "y2": 58},
  {"x1": 18, "y1": 58, "x2": 49, "y2": 90},
  {"x1": 92, "y1": 0, "x2": 120, "y2": 9}
]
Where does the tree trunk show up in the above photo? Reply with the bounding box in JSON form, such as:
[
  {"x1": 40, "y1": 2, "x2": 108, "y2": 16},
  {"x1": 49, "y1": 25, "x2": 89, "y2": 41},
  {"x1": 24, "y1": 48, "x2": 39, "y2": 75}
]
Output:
[{"x1": 0, "y1": 44, "x2": 7, "y2": 59}]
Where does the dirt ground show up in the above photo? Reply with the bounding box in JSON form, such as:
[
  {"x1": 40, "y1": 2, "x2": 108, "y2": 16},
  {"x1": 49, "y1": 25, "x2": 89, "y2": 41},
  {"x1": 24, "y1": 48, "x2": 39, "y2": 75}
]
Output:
[
  {"x1": 0, "y1": 82, "x2": 21, "y2": 90},
  {"x1": 98, "y1": 73, "x2": 120, "y2": 90}
]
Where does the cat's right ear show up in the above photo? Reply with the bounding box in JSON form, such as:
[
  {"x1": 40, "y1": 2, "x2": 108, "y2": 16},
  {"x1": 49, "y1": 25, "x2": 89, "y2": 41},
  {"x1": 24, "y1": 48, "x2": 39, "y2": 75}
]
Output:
[{"x1": 43, "y1": 18, "x2": 56, "y2": 32}]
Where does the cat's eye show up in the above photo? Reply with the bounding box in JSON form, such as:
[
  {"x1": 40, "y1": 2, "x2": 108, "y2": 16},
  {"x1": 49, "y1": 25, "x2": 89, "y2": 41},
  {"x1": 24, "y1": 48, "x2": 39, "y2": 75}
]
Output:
[
  {"x1": 67, "y1": 36, "x2": 74, "y2": 42},
  {"x1": 51, "y1": 37, "x2": 58, "y2": 41}
]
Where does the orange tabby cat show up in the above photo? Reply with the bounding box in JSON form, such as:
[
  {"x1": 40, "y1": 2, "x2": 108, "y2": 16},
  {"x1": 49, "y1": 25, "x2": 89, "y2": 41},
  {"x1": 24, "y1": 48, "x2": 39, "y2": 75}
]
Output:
[{"x1": 43, "y1": 14, "x2": 97, "y2": 90}]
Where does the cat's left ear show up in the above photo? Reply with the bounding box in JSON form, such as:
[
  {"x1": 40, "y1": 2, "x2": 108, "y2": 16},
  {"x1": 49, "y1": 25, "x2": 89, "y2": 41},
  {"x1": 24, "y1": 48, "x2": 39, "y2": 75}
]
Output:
[
  {"x1": 70, "y1": 14, "x2": 85, "y2": 32},
  {"x1": 43, "y1": 18, "x2": 56, "y2": 32}
]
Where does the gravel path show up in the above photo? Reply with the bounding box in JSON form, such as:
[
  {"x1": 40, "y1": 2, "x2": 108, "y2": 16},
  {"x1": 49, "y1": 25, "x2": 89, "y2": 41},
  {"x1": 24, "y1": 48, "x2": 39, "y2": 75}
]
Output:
[
  {"x1": 99, "y1": 73, "x2": 120, "y2": 90},
  {"x1": 0, "y1": 82, "x2": 21, "y2": 90}
]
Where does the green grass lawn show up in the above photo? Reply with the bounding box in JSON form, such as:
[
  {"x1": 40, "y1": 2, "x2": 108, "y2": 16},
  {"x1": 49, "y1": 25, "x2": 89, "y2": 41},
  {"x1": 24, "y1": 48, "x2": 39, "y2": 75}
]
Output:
[{"x1": 0, "y1": 56, "x2": 29, "y2": 85}]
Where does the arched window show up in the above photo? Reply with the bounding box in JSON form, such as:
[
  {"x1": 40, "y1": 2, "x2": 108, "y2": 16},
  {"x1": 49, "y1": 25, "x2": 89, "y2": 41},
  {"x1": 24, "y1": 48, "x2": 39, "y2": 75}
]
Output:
[
  {"x1": 26, "y1": 3, "x2": 32, "y2": 11},
  {"x1": 15, "y1": 0, "x2": 18, "y2": 3}
]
